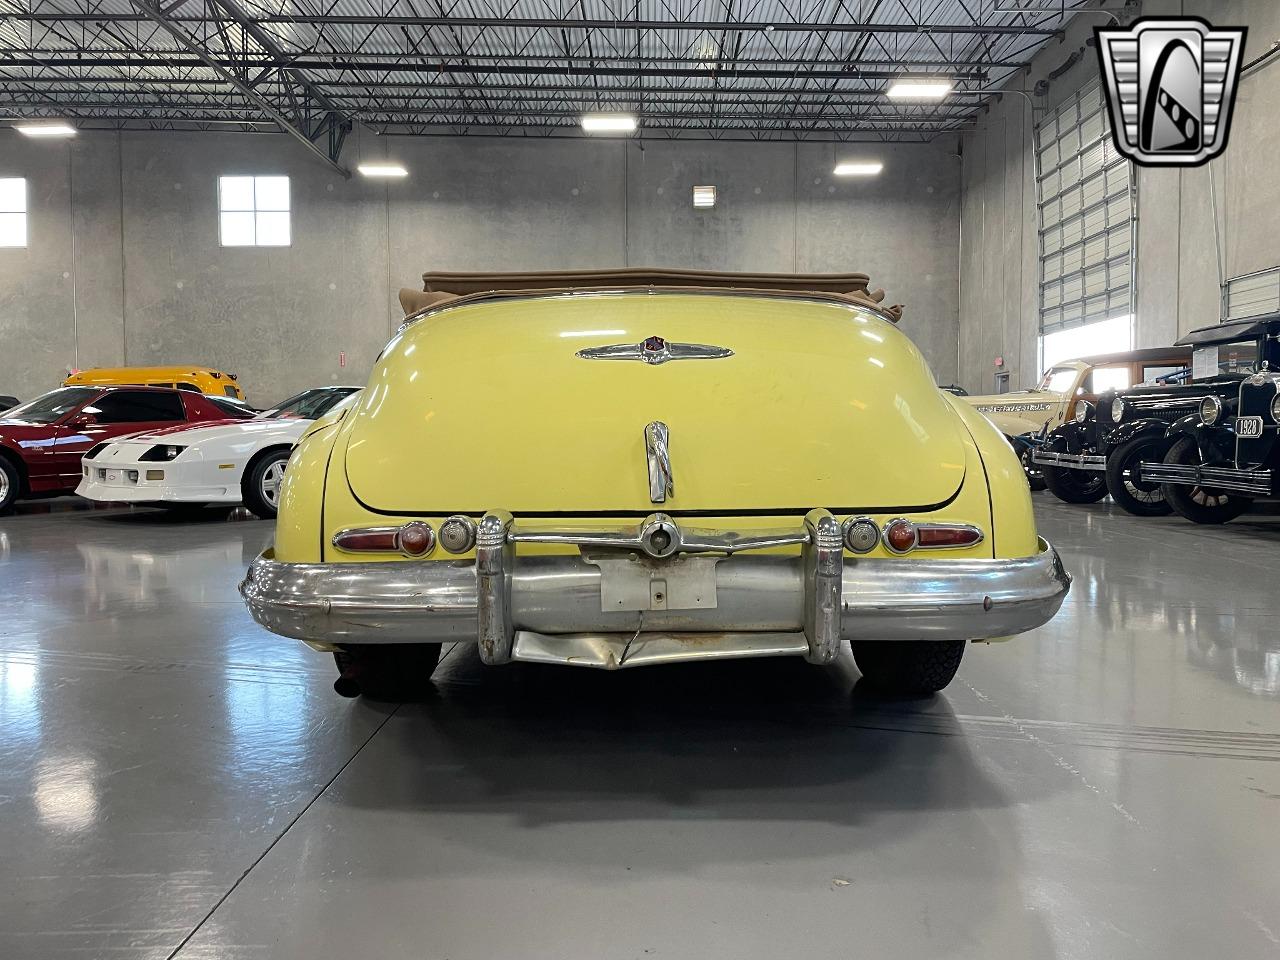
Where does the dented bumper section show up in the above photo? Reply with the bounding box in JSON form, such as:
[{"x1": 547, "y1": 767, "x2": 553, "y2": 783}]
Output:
[{"x1": 240, "y1": 509, "x2": 1071, "y2": 670}]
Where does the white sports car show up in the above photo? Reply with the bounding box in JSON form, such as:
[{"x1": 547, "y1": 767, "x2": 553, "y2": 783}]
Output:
[{"x1": 76, "y1": 386, "x2": 361, "y2": 518}]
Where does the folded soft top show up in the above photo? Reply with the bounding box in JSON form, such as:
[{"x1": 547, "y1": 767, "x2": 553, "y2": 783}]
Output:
[{"x1": 397, "y1": 268, "x2": 903, "y2": 321}]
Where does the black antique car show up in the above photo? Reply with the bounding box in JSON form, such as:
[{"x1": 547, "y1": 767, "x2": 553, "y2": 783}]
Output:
[
  {"x1": 1032, "y1": 358, "x2": 1244, "y2": 515},
  {"x1": 1142, "y1": 314, "x2": 1280, "y2": 523}
]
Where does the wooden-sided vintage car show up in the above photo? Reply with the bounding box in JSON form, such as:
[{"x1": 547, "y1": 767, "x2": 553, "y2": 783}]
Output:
[
  {"x1": 240, "y1": 269, "x2": 1070, "y2": 699},
  {"x1": 1142, "y1": 314, "x2": 1280, "y2": 523},
  {"x1": 963, "y1": 347, "x2": 1192, "y2": 487}
]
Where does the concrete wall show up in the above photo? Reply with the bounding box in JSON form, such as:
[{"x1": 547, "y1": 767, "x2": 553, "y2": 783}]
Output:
[
  {"x1": 0, "y1": 132, "x2": 960, "y2": 405},
  {"x1": 958, "y1": 0, "x2": 1280, "y2": 393}
]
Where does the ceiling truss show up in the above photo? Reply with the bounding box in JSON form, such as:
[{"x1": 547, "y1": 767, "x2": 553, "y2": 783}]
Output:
[{"x1": 0, "y1": 0, "x2": 1093, "y2": 166}]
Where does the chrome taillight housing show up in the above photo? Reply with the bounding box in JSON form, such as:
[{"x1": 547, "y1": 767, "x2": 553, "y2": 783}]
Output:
[
  {"x1": 883, "y1": 518, "x2": 984, "y2": 554},
  {"x1": 332, "y1": 521, "x2": 436, "y2": 557}
]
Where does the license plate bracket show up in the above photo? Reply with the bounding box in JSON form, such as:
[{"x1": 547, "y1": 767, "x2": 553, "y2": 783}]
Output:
[
  {"x1": 583, "y1": 552, "x2": 720, "y2": 612},
  {"x1": 1237, "y1": 416, "x2": 1264, "y2": 439}
]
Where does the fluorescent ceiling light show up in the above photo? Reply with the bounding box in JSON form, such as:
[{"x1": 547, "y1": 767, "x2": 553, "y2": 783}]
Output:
[
  {"x1": 581, "y1": 113, "x2": 638, "y2": 133},
  {"x1": 357, "y1": 163, "x2": 409, "y2": 178},
  {"x1": 692, "y1": 185, "x2": 716, "y2": 209},
  {"x1": 833, "y1": 162, "x2": 884, "y2": 177},
  {"x1": 15, "y1": 122, "x2": 76, "y2": 138},
  {"x1": 884, "y1": 80, "x2": 953, "y2": 100}
]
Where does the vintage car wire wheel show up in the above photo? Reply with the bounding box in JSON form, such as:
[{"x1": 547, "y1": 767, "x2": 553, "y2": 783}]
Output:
[
  {"x1": 332, "y1": 643, "x2": 442, "y2": 700},
  {"x1": 0, "y1": 456, "x2": 17, "y2": 513},
  {"x1": 242, "y1": 449, "x2": 291, "y2": 520},
  {"x1": 1018, "y1": 444, "x2": 1047, "y2": 492},
  {"x1": 1104, "y1": 437, "x2": 1173, "y2": 517},
  {"x1": 851, "y1": 639, "x2": 965, "y2": 695},
  {"x1": 1041, "y1": 463, "x2": 1108, "y2": 505},
  {"x1": 1159, "y1": 436, "x2": 1249, "y2": 525}
]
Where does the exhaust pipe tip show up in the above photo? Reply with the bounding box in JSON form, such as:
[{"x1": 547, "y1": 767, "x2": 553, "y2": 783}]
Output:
[{"x1": 333, "y1": 674, "x2": 362, "y2": 698}]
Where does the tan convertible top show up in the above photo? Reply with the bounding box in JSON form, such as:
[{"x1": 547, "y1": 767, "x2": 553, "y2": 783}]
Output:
[{"x1": 397, "y1": 268, "x2": 903, "y2": 322}]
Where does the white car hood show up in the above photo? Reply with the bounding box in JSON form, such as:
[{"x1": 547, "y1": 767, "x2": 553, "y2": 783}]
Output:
[{"x1": 113, "y1": 417, "x2": 312, "y2": 449}]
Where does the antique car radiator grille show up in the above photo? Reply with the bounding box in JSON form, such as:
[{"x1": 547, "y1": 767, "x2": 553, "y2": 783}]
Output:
[{"x1": 1237, "y1": 379, "x2": 1278, "y2": 468}]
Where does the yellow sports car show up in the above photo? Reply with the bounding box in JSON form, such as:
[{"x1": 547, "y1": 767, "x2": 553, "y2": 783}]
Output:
[{"x1": 241, "y1": 269, "x2": 1070, "y2": 699}]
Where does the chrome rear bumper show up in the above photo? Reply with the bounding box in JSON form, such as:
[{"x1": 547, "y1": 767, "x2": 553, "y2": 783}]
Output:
[
  {"x1": 1032, "y1": 449, "x2": 1105, "y2": 471},
  {"x1": 240, "y1": 510, "x2": 1070, "y2": 670},
  {"x1": 1140, "y1": 461, "x2": 1273, "y2": 496}
]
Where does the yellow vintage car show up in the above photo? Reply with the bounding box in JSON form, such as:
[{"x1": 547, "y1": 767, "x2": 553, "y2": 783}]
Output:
[
  {"x1": 241, "y1": 269, "x2": 1070, "y2": 699},
  {"x1": 66, "y1": 365, "x2": 246, "y2": 401}
]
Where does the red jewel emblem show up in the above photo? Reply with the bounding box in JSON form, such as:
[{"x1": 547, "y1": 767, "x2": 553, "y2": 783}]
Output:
[{"x1": 642, "y1": 336, "x2": 666, "y2": 352}]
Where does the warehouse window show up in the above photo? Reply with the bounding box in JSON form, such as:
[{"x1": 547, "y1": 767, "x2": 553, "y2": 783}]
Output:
[
  {"x1": 1036, "y1": 81, "x2": 1134, "y2": 367},
  {"x1": 218, "y1": 176, "x2": 290, "y2": 247},
  {"x1": 0, "y1": 178, "x2": 27, "y2": 247}
]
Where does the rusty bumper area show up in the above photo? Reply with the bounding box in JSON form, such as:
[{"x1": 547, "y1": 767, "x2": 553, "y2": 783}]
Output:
[{"x1": 240, "y1": 517, "x2": 1070, "y2": 671}]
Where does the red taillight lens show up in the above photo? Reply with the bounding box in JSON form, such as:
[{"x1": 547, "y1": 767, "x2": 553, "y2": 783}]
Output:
[
  {"x1": 916, "y1": 525, "x2": 984, "y2": 549},
  {"x1": 882, "y1": 519, "x2": 984, "y2": 554},
  {"x1": 883, "y1": 518, "x2": 917, "y2": 554},
  {"x1": 332, "y1": 522, "x2": 436, "y2": 556},
  {"x1": 396, "y1": 521, "x2": 435, "y2": 556},
  {"x1": 333, "y1": 528, "x2": 399, "y2": 552}
]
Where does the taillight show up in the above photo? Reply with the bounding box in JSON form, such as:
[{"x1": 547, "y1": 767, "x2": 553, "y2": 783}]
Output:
[
  {"x1": 883, "y1": 518, "x2": 983, "y2": 554},
  {"x1": 332, "y1": 522, "x2": 436, "y2": 557},
  {"x1": 883, "y1": 518, "x2": 918, "y2": 554},
  {"x1": 397, "y1": 522, "x2": 435, "y2": 555},
  {"x1": 917, "y1": 525, "x2": 984, "y2": 549}
]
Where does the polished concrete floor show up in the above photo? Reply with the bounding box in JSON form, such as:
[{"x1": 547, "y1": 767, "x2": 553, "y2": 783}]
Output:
[{"x1": 2, "y1": 495, "x2": 1278, "y2": 959}]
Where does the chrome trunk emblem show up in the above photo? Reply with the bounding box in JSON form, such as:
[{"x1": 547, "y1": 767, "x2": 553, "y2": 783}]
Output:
[
  {"x1": 645, "y1": 421, "x2": 674, "y2": 503},
  {"x1": 577, "y1": 335, "x2": 733, "y2": 365}
]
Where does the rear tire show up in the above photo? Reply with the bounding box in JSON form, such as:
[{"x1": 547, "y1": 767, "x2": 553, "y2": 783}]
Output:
[
  {"x1": 0, "y1": 456, "x2": 19, "y2": 514},
  {"x1": 1042, "y1": 463, "x2": 1108, "y2": 504},
  {"x1": 1160, "y1": 436, "x2": 1249, "y2": 525},
  {"x1": 1105, "y1": 436, "x2": 1173, "y2": 516},
  {"x1": 332, "y1": 643, "x2": 442, "y2": 701},
  {"x1": 851, "y1": 639, "x2": 965, "y2": 695},
  {"x1": 242, "y1": 449, "x2": 290, "y2": 519}
]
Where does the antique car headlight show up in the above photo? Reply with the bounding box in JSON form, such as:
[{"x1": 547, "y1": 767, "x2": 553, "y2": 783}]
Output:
[
  {"x1": 1110, "y1": 398, "x2": 1126, "y2": 423},
  {"x1": 1199, "y1": 395, "x2": 1223, "y2": 426},
  {"x1": 139, "y1": 444, "x2": 186, "y2": 462},
  {"x1": 1073, "y1": 401, "x2": 1092, "y2": 424},
  {"x1": 1271, "y1": 393, "x2": 1280, "y2": 423}
]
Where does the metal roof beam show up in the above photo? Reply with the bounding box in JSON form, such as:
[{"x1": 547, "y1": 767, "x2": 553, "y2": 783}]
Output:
[
  {"x1": 7, "y1": 12, "x2": 1060, "y2": 35},
  {"x1": 124, "y1": 0, "x2": 350, "y2": 175},
  {"x1": 0, "y1": 56, "x2": 988, "y2": 81}
]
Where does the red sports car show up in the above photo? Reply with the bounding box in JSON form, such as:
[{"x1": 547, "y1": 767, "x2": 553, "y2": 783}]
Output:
[{"x1": 0, "y1": 385, "x2": 250, "y2": 512}]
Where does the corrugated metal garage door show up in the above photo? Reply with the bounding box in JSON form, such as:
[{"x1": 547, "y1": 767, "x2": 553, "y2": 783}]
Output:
[
  {"x1": 1225, "y1": 267, "x2": 1280, "y2": 319},
  {"x1": 1036, "y1": 80, "x2": 1135, "y2": 336}
]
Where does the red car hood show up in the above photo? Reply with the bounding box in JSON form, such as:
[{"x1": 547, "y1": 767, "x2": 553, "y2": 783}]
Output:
[{"x1": 0, "y1": 420, "x2": 64, "y2": 444}]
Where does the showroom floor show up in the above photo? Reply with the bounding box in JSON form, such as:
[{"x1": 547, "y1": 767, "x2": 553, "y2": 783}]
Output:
[{"x1": 2, "y1": 497, "x2": 1278, "y2": 960}]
